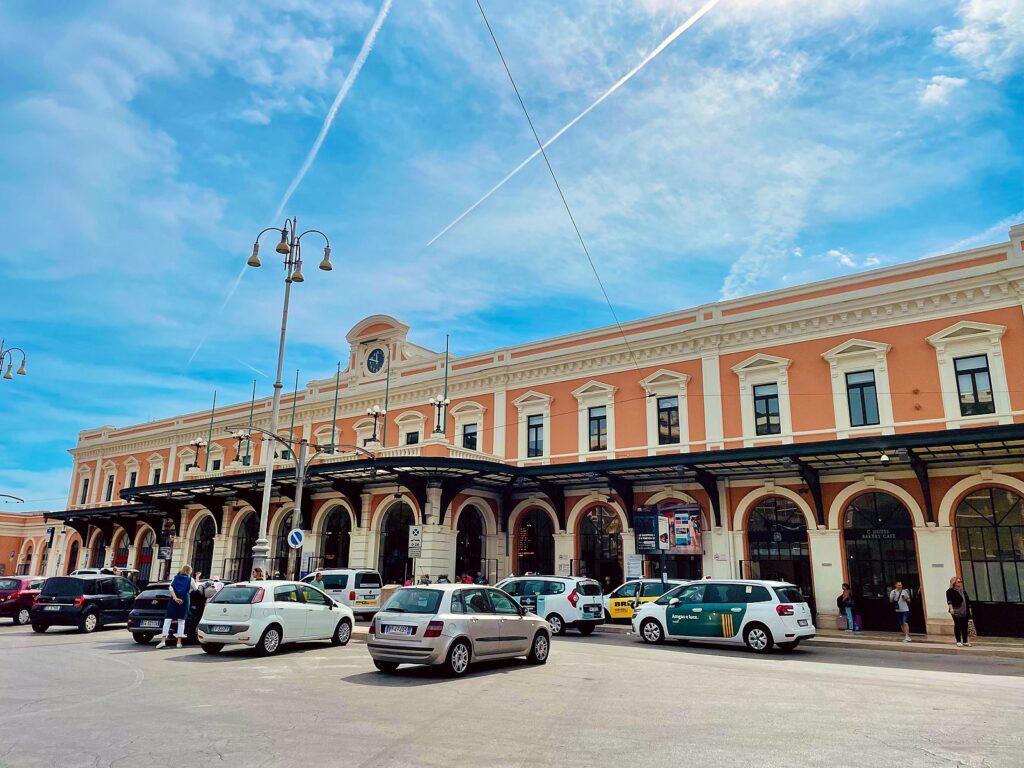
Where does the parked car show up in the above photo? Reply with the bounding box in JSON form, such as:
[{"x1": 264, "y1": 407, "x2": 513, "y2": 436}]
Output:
[
  {"x1": 197, "y1": 581, "x2": 353, "y2": 656},
  {"x1": 30, "y1": 575, "x2": 139, "y2": 633},
  {"x1": 300, "y1": 568, "x2": 382, "y2": 618},
  {"x1": 126, "y1": 581, "x2": 211, "y2": 644},
  {"x1": 632, "y1": 580, "x2": 816, "y2": 652},
  {"x1": 495, "y1": 576, "x2": 604, "y2": 635},
  {"x1": 0, "y1": 576, "x2": 45, "y2": 625},
  {"x1": 70, "y1": 568, "x2": 117, "y2": 576},
  {"x1": 367, "y1": 584, "x2": 551, "y2": 677},
  {"x1": 603, "y1": 578, "x2": 688, "y2": 621}
]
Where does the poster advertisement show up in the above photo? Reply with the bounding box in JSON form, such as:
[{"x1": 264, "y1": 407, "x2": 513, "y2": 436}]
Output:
[
  {"x1": 660, "y1": 501, "x2": 703, "y2": 556},
  {"x1": 634, "y1": 509, "x2": 660, "y2": 554}
]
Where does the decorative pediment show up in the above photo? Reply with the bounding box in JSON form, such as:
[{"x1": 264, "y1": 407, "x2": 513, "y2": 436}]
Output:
[
  {"x1": 449, "y1": 400, "x2": 485, "y2": 416},
  {"x1": 822, "y1": 338, "x2": 891, "y2": 362},
  {"x1": 731, "y1": 353, "x2": 791, "y2": 375},
  {"x1": 512, "y1": 390, "x2": 553, "y2": 409},
  {"x1": 123, "y1": 457, "x2": 140, "y2": 469},
  {"x1": 571, "y1": 380, "x2": 618, "y2": 401},
  {"x1": 639, "y1": 369, "x2": 690, "y2": 390},
  {"x1": 927, "y1": 321, "x2": 1005, "y2": 348},
  {"x1": 394, "y1": 411, "x2": 426, "y2": 426},
  {"x1": 146, "y1": 453, "x2": 165, "y2": 465}
]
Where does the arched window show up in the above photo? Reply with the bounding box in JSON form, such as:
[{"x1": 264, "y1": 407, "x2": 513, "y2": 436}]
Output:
[
  {"x1": 515, "y1": 509, "x2": 554, "y2": 576},
  {"x1": 578, "y1": 506, "x2": 622, "y2": 589},
  {"x1": 272, "y1": 511, "x2": 296, "y2": 579},
  {"x1": 17, "y1": 543, "x2": 33, "y2": 576},
  {"x1": 89, "y1": 532, "x2": 107, "y2": 571},
  {"x1": 378, "y1": 502, "x2": 415, "y2": 584},
  {"x1": 745, "y1": 496, "x2": 812, "y2": 605},
  {"x1": 114, "y1": 530, "x2": 130, "y2": 568},
  {"x1": 66, "y1": 540, "x2": 80, "y2": 575},
  {"x1": 955, "y1": 487, "x2": 1024, "y2": 637},
  {"x1": 455, "y1": 506, "x2": 486, "y2": 581},
  {"x1": 227, "y1": 512, "x2": 259, "y2": 581},
  {"x1": 191, "y1": 516, "x2": 216, "y2": 579},
  {"x1": 137, "y1": 530, "x2": 156, "y2": 584},
  {"x1": 320, "y1": 507, "x2": 351, "y2": 570}
]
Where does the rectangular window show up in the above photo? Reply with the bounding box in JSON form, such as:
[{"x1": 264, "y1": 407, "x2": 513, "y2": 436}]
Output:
[
  {"x1": 845, "y1": 370, "x2": 880, "y2": 427},
  {"x1": 128, "y1": 471, "x2": 138, "y2": 488},
  {"x1": 152, "y1": 468, "x2": 162, "y2": 485},
  {"x1": 405, "y1": 431, "x2": 419, "y2": 445},
  {"x1": 79, "y1": 478, "x2": 90, "y2": 505},
  {"x1": 242, "y1": 454, "x2": 251, "y2": 466},
  {"x1": 954, "y1": 355, "x2": 996, "y2": 417},
  {"x1": 104, "y1": 475, "x2": 115, "y2": 502},
  {"x1": 588, "y1": 406, "x2": 608, "y2": 452},
  {"x1": 527, "y1": 414, "x2": 544, "y2": 458},
  {"x1": 753, "y1": 383, "x2": 781, "y2": 436},
  {"x1": 657, "y1": 396, "x2": 680, "y2": 445},
  {"x1": 211, "y1": 459, "x2": 222, "y2": 471},
  {"x1": 280, "y1": 449, "x2": 292, "y2": 461},
  {"x1": 462, "y1": 423, "x2": 478, "y2": 451}
]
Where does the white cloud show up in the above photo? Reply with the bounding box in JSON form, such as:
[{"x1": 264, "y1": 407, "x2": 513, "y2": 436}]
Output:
[
  {"x1": 936, "y1": 0, "x2": 1024, "y2": 80},
  {"x1": 920, "y1": 74, "x2": 967, "y2": 106}
]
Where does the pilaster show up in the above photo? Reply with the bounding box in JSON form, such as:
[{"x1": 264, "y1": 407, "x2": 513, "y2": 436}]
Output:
[
  {"x1": 807, "y1": 527, "x2": 844, "y2": 626},
  {"x1": 915, "y1": 525, "x2": 958, "y2": 636}
]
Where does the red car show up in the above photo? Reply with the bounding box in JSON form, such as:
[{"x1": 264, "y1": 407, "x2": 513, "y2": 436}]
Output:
[{"x1": 0, "y1": 576, "x2": 46, "y2": 625}]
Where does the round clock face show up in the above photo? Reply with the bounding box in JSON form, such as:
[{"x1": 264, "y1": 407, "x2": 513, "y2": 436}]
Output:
[{"x1": 367, "y1": 348, "x2": 385, "y2": 374}]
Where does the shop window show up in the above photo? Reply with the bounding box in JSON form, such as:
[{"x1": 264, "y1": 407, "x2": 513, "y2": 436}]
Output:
[
  {"x1": 845, "y1": 370, "x2": 880, "y2": 427},
  {"x1": 527, "y1": 415, "x2": 544, "y2": 458},
  {"x1": 588, "y1": 406, "x2": 608, "y2": 452},
  {"x1": 657, "y1": 397, "x2": 680, "y2": 445},
  {"x1": 462, "y1": 423, "x2": 478, "y2": 451},
  {"x1": 954, "y1": 355, "x2": 996, "y2": 417},
  {"x1": 753, "y1": 384, "x2": 781, "y2": 436}
]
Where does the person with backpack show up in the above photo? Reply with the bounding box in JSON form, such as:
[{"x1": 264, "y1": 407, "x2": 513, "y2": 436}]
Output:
[
  {"x1": 156, "y1": 564, "x2": 198, "y2": 649},
  {"x1": 889, "y1": 580, "x2": 912, "y2": 642},
  {"x1": 836, "y1": 583, "x2": 857, "y2": 632},
  {"x1": 946, "y1": 575, "x2": 972, "y2": 647}
]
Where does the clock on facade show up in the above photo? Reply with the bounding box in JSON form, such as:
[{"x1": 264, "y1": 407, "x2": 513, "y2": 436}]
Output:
[{"x1": 367, "y1": 347, "x2": 386, "y2": 374}]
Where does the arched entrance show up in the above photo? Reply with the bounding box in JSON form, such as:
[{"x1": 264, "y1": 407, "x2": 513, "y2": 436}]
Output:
[
  {"x1": 228, "y1": 512, "x2": 259, "y2": 581},
  {"x1": 378, "y1": 502, "x2": 415, "y2": 585},
  {"x1": 17, "y1": 543, "x2": 33, "y2": 575},
  {"x1": 89, "y1": 531, "x2": 107, "y2": 570},
  {"x1": 114, "y1": 531, "x2": 130, "y2": 568},
  {"x1": 191, "y1": 516, "x2": 216, "y2": 579},
  {"x1": 744, "y1": 496, "x2": 813, "y2": 607},
  {"x1": 515, "y1": 508, "x2": 554, "y2": 575},
  {"x1": 843, "y1": 492, "x2": 923, "y2": 632},
  {"x1": 578, "y1": 506, "x2": 623, "y2": 590},
  {"x1": 273, "y1": 511, "x2": 297, "y2": 579},
  {"x1": 455, "y1": 506, "x2": 486, "y2": 581},
  {"x1": 320, "y1": 507, "x2": 351, "y2": 571},
  {"x1": 955, "y1": 487, "x2": 1024, "y2": 637},
  {"x1": 66, "y1": 540, "x2": 80, "y2": 575},
  {"x1": 137, "y1": 530, "x2": 156, "y2": 584}
]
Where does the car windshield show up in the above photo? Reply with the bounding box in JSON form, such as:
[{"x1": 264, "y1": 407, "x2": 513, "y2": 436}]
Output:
[
  {"x1": 210, "y1": 586, "x2": 261, "y2": 604},
  {"x1": 321, "y1": 574, "x2": 348, "y2": 589},
  {"x1": 654, "y1": 584, "x2": 690, "y2": 605},
  {"x1": 382, "y1": 588, "x2": 442, "y2": 614},
  {"x1": 0, "y1": 579, "x2": 20, "y2": 591},
  {"x1": 576, "y1": 581, "x2": 602, "y2": 596},
  {"x1": 137, "y1": 590, "x2": 169, "y2": 600},
  {"x1": 774, "y1": 586, "x2": 806, "y2": 604},
  {"x1": 41, "y1": 577, "x2": 91, "y2": 597}
]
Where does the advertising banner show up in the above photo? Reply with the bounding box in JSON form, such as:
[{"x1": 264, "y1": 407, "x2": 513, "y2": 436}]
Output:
[
  {"x1": 663, "y1": 501, "x2": 703, "y2": 556},
  {"x1": 634, "y1": 508, "x2": 660, "y2": 555}
]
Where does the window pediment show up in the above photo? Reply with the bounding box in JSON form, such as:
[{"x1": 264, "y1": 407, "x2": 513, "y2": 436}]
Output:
[
  {"x1": 513, "y1": 390, "x2": 553, "y2": 409},
  {"x1": 731, "y1": 354, "x2": 791, "y2": 384},
  {"x1": 449, "y1": 400, "x2": 485, "y2": 416},
  {"x1": 394, "y1": 411, "x2": 426, "y2": 426},
  {"x1": 571, "y1": 380, "x2": 617, "y2": 402},
  {"x1": 640, "y1": 369, "x2": 690, "y2": 391},
  {"x1": 822, "y1": 338, "x2": 891, "y2": 362},
  {"x1": 927, "y1": 321, "x2": 1005, "y2": 349}
]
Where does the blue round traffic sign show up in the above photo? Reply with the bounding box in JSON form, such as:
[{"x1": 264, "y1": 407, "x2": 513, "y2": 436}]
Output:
[{"x1": 287, "y1": 528, "x2": 304, "y2": 549}]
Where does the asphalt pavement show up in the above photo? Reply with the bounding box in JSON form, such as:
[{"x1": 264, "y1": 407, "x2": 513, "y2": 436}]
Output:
[{"x1": 0, "y1": 620, "x2": 1021, "y2": 768}]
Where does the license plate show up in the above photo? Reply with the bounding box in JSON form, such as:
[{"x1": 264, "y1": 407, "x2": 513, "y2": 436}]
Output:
[
  {"x1": 356, "y1": 600, "x2": 374, "y2": 606},
  {"x1": 44, "y1": 605, "x2": 60, "y2": 611},
  {"x1": 141, "y1": 620, "x2": 160, "y2": 628},
  {"x1": 798, "y1": 619, "x2": 809, "y2": 627},
  {"x1": 584, "y1": 605, "x2": 600, "y2": 615},
  {"x1": 384, "y1": 624, "x2": 413, "y2": 635},
  {"x1": 209, "y1": 625, "x2": 231, "y2": 634}
]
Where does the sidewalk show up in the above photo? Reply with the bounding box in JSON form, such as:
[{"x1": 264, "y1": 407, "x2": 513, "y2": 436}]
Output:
[{"x1": 594, "y1": 622, "x2": 1024, "y2": 658}]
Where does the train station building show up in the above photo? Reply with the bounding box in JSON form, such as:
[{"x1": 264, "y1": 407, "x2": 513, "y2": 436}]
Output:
[{"x1": 31, "y1": 223, "x2": 1024, "y2": 637}]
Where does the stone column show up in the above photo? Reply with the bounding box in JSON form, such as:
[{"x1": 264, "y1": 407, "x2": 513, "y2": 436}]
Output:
[
  {"x1": 915, "y1": 525, "x2": 958, "y2": 636},
  {"x1": 417, "y1": 523, "x2": 454, "y2": 583},
  {"x1": 424, "y1": 482, "x2": 443, "y2": 524},
  {"x1": 484, "y1": 533, "x2": 505, "y2": 582},
  {"x1": 554, "y1": 532, "x2": 574, "y2": 577},
  {"x1": 620, "y1": 529, "x2": 637, "y2": 579},
  {"x1": 707, "y1": 527, "x2": 734, "y2": 579},
  {"x1": 807, "y1": 527, "x2": 844, "y2": 628}
]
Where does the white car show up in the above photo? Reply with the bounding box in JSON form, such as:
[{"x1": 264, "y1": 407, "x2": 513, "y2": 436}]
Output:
[
  {"x1": 301, "y1": 568, "x2": 382, "y2": 618},
  {"x1": 631, "y1": 579, "x2": 816, "y2": 652},
  {"x1": 197, "y1": 580, "x2": 354, "y2": 655},
  {"x1": 496, "y1": 576, "x2": 604, "y2": 636}
]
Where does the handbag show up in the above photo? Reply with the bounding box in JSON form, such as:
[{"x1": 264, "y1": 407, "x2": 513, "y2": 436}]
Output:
[
  {"x1": 853, "y1": 614, "x2": 863, "y2": 631},
  {"x1": 968, "y1": 618, "x2": 978, "y2": 639},
  {"x1": 837, "y1": 614, "x2": 848, "y2": 631}
]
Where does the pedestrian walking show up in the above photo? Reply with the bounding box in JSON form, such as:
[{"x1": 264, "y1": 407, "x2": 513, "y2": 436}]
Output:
[
  {"x1": 310, "y1": 571, "x2": 326, "y2": 592},
  {"x1": 889, "y1": 581, "x2": 913, "y2": 642},
  {"x1": 156, "y1": 565, "x2": 198, "y2": 649},
  {"x1": 836, "y1": 583, "x2": 857, "y2": 632},
  {"x1": 251, "y1": 567, "x2": 266, "y2": 581},
  {"x1": 946, "y1": 576, "x2": 972, "y2": 647}
]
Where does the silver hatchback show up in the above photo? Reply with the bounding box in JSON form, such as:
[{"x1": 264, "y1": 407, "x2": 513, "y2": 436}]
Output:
[{"x1": 367, "y1": 584, "x2": 551, "y2": 676}]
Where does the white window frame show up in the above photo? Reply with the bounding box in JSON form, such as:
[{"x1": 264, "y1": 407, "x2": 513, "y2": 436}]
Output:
[
  {"x1": 207, "y1": 443, "x2": 224, "y2": 471},
  {"x1": 512, "y1": 390, "x2": 552, "y2": 462},
  {"x1": 123, "y1": 458, "x2": 140, "y2": 489},
  {"x1": 353, "y1": 418, "x2": 376, "y2": 447},
  {"x1": 731, "y1": 354, "x2": 793, "y2": 446},
  {"x1": 571, "y1": 381, "x2": 617, "y2": 459},
  {"x1": 450, "y1": 401, "x2": 486, "y2": 452},
  {"x1": 640, "y1": 369, "x2": 690, "y2": 452},
  {"x1": 101, "y1": 461, "x2": 117, "y2": 502},
  {"x1": 395, "y1": 411, "x2": 426, "y2": 445},
  {"x1": 927, "y1": 321, "x2": 1011, "y2": 427},
  {"x1": 177, "y1": 446, "x2": 198, "y2": 477},
  {"x1": 821, "y1": 339, "x2": 894, "y2": 438},
  {"x1": 314, "y1": 425, "x2": 340, "y2": 452},
  {"x1": 74, "y1": 465, "x2": 93, "y2": 507},
  {"x1": 147, "y1": 453, "x2": 165, "y2": 485}
]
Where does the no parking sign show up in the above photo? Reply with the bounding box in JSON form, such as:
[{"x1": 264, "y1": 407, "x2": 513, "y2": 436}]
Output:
[{"x1": 287, "y1": 529, "x2": 304, "y2": 549}]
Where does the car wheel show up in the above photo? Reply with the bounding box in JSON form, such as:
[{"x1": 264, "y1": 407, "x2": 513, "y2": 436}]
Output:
[
  {"x1": 332, "y1": 618, "x2": 352, "y2": 646},
  {"x1": 577, "y1": 624, "x2": 595, "y2": 637},
  {"x1": 79, "y1": 612, "x2": 99, "y2": 634},
  {"x1": 201, "y1": 643, "x2": 224, "y2": 655},
  {"x1": 133, "y1": 633, "x2": 154, "y2": 645},
  {"x1": 15, "y1": 608, "x2": 31, "y2": 626},
  {"x1": 546, "y1": 613, "x2": 565, "y2": 636},
  {"x1": 31, "y1": 624, "x2": 47, "y2": 633},
  {"x1": 604, "y1": 610, "x2": 612, "y2": 622},
  {"x1": 526, "y1": 632, "x2": 550, "y2": 664},
  {"x1": 256, "y1": 625, "x2": 282, "y2": 656},
  {"x1": 374, "y1": 660, "x2": 398, "y2": 673},
  {"x1": 778, "y1": 640, "x2": 800, "y2": 652},
  {"x1": 640, "y1": 618, "x2": 664, "y2": 644},
  {"x1": 445, "y1": 639, "x2": 471, "y2": 677},
  {"x1": 743, "y1": 623, "x2": 774, "y2": 653}
]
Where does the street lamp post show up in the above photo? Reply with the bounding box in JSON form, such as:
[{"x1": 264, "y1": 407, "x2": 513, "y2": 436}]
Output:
[
  {"x1": 429, "y1": 394, "x2": 450, "y2": 435},
  {"x1": 247, "y1": 217, "x2": 332, "y2": 576},
  {"x1": 0, "y1": 340, "x2": 27, "y2": 381},
  {"x1": 186, "y1": 439, "x2": 207, "y2": 471},
  {"x1": 366, "y1": 405, "x2": 385, "y2": 444}
]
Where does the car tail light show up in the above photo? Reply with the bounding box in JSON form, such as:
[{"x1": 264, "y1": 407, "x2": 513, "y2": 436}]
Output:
[
  {"x1": 369, "y1": 617, "x2": 377, "y2": 635},
  {"x1": 776, "y1": 604, "x2": 794, "y2": 616},
  {"x1": 74, "y1": 596, "x2": 86, "y2": 608},
  {"x1": 424, "y1": 620, "x2": 444, "y2": 638},
  {"x1": 349, "y1": 591, "x2": 356, "y2": 601},
  {"x1": 567, "y1": 589, "x2": 579, "y2": 608},
  {"x1": 250, "y1": 588, "x2": 265, "y2": 604}
]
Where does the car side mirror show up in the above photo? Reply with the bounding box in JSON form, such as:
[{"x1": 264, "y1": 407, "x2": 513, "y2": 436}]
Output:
[{"x1": 669, "y1": 598, "x2": 680, "y2": 607}]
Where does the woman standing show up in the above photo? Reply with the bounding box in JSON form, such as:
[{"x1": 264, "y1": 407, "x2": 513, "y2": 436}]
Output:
[
  {"x1": 156, "y1": 565, "x2": 198, "y2": 649},
  {"x1": 836, "y1": 583, "x2": 857, "y2": 632},
  {"x1": 946, "y1": 576, "x2": 971, "y2": 647}
]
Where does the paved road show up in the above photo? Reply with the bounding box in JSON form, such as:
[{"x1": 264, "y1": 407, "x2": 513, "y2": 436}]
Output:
[{"x1": 0, "y1": 622, "x2": 1021, "y2": 768}]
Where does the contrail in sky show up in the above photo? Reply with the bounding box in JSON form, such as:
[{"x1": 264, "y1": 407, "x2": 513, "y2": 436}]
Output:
[
  {"x1": 425, "y1": 0, "x2": 723, "y2": 248},
  {"x1": 187, "y1": 0, "x2": 392, "y2": 367}
]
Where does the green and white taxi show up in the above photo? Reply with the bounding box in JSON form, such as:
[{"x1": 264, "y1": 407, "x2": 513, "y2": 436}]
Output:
[{"x1": 631, "y1": 579, "x2": 815, "y2": 652}]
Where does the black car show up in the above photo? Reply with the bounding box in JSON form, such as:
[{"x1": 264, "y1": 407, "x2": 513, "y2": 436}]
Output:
[
  {"x1": 127, "y1": 582, "x2": 209, "y2": 644},
  {"x1": 31, "y1": 575, "x2": 139, "y2": 633}
]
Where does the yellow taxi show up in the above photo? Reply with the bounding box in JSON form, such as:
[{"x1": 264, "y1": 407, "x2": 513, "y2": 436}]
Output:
[{"x1": 603, "y1": 578, "x2": 687, "y2": 620}]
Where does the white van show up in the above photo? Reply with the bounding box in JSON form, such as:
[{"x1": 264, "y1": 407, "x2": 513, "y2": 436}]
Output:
[
  {"x1": 495, "y1": 576, "x2": 604, "y2": 636},
  {"x1": 302, "y1": 568, "x2": 382, "y2": 618}
]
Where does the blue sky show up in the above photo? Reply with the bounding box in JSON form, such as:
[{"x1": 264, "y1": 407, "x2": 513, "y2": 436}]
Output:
[{"x1": 0, "y1": 0, "x2": 1021, "y2": 509}]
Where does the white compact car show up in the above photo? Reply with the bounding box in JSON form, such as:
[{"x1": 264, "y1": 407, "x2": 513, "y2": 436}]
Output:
[
  {"x1": 197, "y1": 581, "x2": 354, "y2": 655},
  {"x1": 631, "y1": 580, "x2": 815, "y2": 652},
  {"x1": 301, "y1": 568, "x2": 382, "y2": 618},
  {"x1": 495, "y1": 576, "x2": 604, "y2": 635}
]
